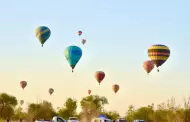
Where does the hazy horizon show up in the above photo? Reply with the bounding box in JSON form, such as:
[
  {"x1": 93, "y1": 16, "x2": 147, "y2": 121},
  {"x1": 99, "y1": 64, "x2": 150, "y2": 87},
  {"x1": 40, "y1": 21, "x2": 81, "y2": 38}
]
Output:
[{"x1": 0, "y1": 0, "x2": 189, "y2": 116}]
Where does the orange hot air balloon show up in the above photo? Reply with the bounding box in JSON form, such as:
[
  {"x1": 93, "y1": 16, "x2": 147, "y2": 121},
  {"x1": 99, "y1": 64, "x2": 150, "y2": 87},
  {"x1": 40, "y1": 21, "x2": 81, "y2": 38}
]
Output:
[
  {"x1": 88, "y1": 90, "x2": 91, "y2": 95},
  {"x1": 82, "y1": 39, "x2": 86, "y2": 45},
  {"x1": 112, "y1": 84, "x2": 119, "y2": 94},
  {"x1": 78, "y1": 31, "x2": 82, "y2": 36},
  {"x1": 95, "y1": 71, "x2": 105, "y2": 85},
  {"x1": 49, "y1": 88, "x2": 54, "y2": 95},
  {"x1": 20, "y1": 81, "x2": 27, "y2": 89},
  {"x1": 143, "y1": 60, "x2": 155, "y2": 74}
]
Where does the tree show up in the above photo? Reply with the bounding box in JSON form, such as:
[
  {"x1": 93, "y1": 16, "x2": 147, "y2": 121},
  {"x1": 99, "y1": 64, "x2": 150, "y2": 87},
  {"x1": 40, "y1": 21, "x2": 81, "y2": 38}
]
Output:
[
  {"x1": 12, "y1": 106, "x2": 27, "y2": 121},
  {"x1": 80, "y1": 95, "x2": 109, "y2": 122},
  {"x1": 27, "y1": 100, "x2": 56, "y2": 120},
  {"x1": 0, "y1": 93, "x2": 17, "y2": 121},
  {"x1": 58, "y1": 98, "x2": 77, "y2": 119},
  {"x1": 102, "y1": 111, "x2": 120, "y2": 120}
]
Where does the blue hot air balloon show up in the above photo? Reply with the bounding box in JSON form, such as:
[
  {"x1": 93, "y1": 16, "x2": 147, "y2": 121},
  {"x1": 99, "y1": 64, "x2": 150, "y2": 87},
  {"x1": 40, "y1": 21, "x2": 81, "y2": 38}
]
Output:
[
  {"x1": 64, "y1": 45, "x2": 82, "y2": 72},
  {"x1": 35, "y1": 26, "x2": 51, "y2": 47}
]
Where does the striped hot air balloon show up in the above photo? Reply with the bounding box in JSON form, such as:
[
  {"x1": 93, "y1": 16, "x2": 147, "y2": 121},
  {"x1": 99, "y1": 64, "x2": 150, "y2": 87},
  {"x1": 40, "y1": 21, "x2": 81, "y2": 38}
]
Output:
[
  {"x1": 35, "y1": 26, "x2": 51, "y2": 47},
  {"x1": 148, "y1": 44, "x2": 170, "y2": 72}
]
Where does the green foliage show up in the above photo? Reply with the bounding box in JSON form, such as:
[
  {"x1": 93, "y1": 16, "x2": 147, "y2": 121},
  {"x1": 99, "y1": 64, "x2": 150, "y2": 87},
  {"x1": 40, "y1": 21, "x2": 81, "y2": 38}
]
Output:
[
  {"x1": 58, "y1": 98, "x2": 77, "y2": 120},
  {"x1": 0, "y1": 92, "x2": 190, "y2": 122}
]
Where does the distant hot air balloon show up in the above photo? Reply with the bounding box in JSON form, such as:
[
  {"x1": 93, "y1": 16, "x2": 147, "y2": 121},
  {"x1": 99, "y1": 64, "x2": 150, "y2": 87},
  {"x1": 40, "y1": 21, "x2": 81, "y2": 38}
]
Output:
[
  {"x1": 20, "y1": 81, "x2": 27, "y2": 89},
  {"x1": 82, "y1": 39, "x2": 86, "y2": 45},
  {"x1": 148, "y1": 44, "x2": 170, "y2": 72},
  {"x1": 95, "y1": 71, "x2": 105, "y2": 85},
  {"x1": 112, "y1": 84, "x2": 119, "y2": 94},
  {"x1": 49, "y1": 88, "x2": 54, "y2": 95},
  {"x1": 64, "y1": 45, "x2": 82, "y2": 72},
  {"x1": 78, "y1": 31, "x2": 82, "y2": 36},
  {"x1": 88, "y1": 90, "x2": 91, "y2": 95},
  {"x1": 143, "y1": 60, "x2": 155, "y2": 74},
  {"x1": 35, "y1": 26, "x2": 51, "y2": 47},
  {"x1": 20, "y1": 100, "x2": 24, "y2": 105}
]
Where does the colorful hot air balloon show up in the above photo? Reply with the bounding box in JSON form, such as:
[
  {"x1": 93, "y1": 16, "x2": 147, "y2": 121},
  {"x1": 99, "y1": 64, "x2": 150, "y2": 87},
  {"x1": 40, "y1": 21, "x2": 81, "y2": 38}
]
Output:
[
  {"x1": 143, "y1": 60, "x2": 155, "y2": 74},
  {"x1": 95, "y1": 71, "x2": 105, "y2": 85},
  {"x1": 49, "y1": 88, "x2": 54, "y2": 95},
  {"x1": 64, "y1": 45, "x2": 82, "y2": 72},
  {"x1": 20, "y1": 81, "x2": 27, "y2": 89},
  {"x1": 82, "y1": 39, "x2": 86, "y2": 45},
  {"x1": 112, "y1": 84, "x2": 119, "y2": 94},
  {"x1": 78, "y1": 31, "x2": 82, "y2": 36},
  {"x1": 148, "y1": 44, "x2": 170, "y2": 72},
  {"x1": 88, "y1": 90, "x2": 91, "y2": 95},
  {"x1": 20, "y1": 100, "x2": 24, "y2": 105},
  {"x1": 35, "y1": 26, "x2": 51, "y2": 47}
]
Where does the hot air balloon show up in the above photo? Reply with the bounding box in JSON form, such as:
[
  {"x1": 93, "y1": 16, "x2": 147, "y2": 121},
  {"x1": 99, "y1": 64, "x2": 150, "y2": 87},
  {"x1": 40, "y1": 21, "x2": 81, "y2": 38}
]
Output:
[
  {"x1": 82, "y1": 39, "x2": 86, "y2": 45},
  {"x1": 143, "y1": 60, "x2": 155, "y2": 74},
  {"x1": 88, "y1": 90, "x2": 91, "y2": 95},
  {"x1": 20, "y1": 100, "x2": 24, "y2": 105},
  {"x1": 148, "y1": 44, "x2": 170, "y2": 72},
  {"x1": 78, "y1": 31, "x2": 82, "y2": 36},
  {"x1": 35, "y1": 26, "x2": 51, "y2": 47},
  {"x1": 64, "y1": 45, "x2": 82, "y2": 72},
  {"x1": 112, "y1": 84, "x2": 119, "y2": 94},
  {"x1": 95, "y1": 71, "x2": 105, "y2": 85},
  {"x1": 20, "y1": 81, "x2": 27, "y2": 89},
  {"x1": 49, "y1": 88, "x2": 54, "y2": 95}
]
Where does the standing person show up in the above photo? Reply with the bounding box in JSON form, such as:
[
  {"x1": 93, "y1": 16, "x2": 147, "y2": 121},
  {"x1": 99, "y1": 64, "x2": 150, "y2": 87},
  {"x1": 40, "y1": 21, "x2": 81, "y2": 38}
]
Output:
[{"x1": 32, "y1": 118, "x2": 35, "y2": 122}]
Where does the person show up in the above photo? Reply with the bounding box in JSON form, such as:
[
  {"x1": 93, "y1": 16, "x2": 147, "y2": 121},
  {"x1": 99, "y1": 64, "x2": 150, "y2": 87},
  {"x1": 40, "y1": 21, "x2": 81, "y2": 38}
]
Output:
[
  {"x1": 32, "y1": 118, "x2": 35, "y2": 122},
  {"x1": 20, "y1": 118, "x2": 22, "y2": 122}
]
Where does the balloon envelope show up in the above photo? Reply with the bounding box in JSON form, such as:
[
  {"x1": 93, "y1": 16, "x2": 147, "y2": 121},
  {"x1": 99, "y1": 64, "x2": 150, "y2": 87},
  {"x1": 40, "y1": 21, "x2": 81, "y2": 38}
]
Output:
[
  {"x1": 64, "y1": 45, "x2": 82, "y2": 72},
  {"x1": 82, "y1": 39, "x2": 86, "y2": 45},
  {"x1": 112, "y1": 84, "x2": 119, "y2": 93},
  {"x1": 49, "y1": 88, "x2": 54, "y2": 95},
  {"x1": 148, "y1": 44, "x2": 170, "y2": 68},
  {"x1": 143, "y1": 60, "x2": 154, "y2": 74},
  {"x1": 88, "y1": 90, "x2": 91, "y2": 95},
  {"x1": 20, "y1": 100, "x2": 24, "y2": 105},
  {"x1": 78, "y1": 31, "x2": 82, "y2": 36},
  {"x1": 95, "y1": 71, "x2": 105, "y2": 85},
  {"x1": 35, "y1": 26, "x2": 51, "y2": 47},
  {"x1": 20, "y1": 81, "x2": 27, "y2": 89}
]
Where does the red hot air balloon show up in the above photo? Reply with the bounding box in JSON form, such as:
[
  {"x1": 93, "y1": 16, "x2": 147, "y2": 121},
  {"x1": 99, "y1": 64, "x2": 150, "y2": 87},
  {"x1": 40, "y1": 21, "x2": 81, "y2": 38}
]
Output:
[
  {"x1": 143, "y1": 60, "x2": 155, "y2": 74},
  {"x1": 78, "y1": 31, "x2": 82, "y2": 36},
  {"x1": 112, "y1": 84, "x2": 119, "y2": 94},
  {"x1": 88, "y1": 90, "x2": 91, "y2": 95},
  {"x1": 20, "y1": 81, "x2": 27, "y2": 89},
  {"x1": 95, "y1": 71, "x2": 105, "y2": 85},
  {"x1": 82, "y1": 39, "x2": 86, "y2": 45}
]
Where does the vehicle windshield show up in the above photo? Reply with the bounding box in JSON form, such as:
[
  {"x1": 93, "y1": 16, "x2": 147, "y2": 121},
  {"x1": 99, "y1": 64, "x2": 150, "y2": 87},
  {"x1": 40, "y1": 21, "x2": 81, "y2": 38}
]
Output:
[
  {"x1": 104, "y1": 120, "x2": 112, "y2": 122},
  {"x1": 118, "y1": 120, "x2": 127, "y2": 122},
  {"x1": 69, "y1": 117, "x2": 78, "y2": 120}
]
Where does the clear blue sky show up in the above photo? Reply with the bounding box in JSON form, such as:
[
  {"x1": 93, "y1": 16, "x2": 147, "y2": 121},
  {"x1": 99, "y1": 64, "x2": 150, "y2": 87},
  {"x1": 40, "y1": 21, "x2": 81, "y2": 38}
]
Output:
[{"x1": 0, "y1": 0, "x2": 189, "y2": 115}]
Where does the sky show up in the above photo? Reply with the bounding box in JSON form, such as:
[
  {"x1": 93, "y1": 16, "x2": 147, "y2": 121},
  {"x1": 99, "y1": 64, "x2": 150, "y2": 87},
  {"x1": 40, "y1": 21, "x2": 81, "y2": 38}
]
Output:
[{"x1": 0, "y1": 0, "x2": 189, "y2": 116}]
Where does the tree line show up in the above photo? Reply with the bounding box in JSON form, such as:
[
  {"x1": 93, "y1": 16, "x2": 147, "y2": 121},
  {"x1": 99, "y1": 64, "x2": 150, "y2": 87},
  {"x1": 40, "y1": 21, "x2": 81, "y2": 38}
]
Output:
[{"x1": 0, "y1": 92, "x2": 190, "y2": 122}]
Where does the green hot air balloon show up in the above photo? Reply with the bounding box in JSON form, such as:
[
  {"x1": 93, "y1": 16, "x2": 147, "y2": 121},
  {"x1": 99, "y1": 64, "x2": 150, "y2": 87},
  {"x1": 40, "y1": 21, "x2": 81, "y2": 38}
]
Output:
[
  {"x1": 35, "y1": 26, "x2": 51, "y2": 47},
  {"x1": 64, "y1": 45, "x2": 82, "y2": 72}
]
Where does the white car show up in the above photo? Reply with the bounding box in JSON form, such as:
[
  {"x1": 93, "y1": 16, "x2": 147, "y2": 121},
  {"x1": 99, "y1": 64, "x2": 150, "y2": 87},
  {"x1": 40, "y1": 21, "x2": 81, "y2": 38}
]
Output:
[
  {"x1": 52, "y1": 116, "x2": 67, "y2": 122},
  {"x1": 91, "y1": 117, "x2": 112, "y2": 122},
  {"x1": 35, "y1": 116, "x2": 66, "y2": 122},
  {"x1": 115, "y1": 118, "x2": 127, "y2": 122},
  {"x1": 134, "y1": 120, "x2": 145, "y2": 122},
  {"x1": 67, "y1": 117, "x2": 79, "y2": 122}
]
